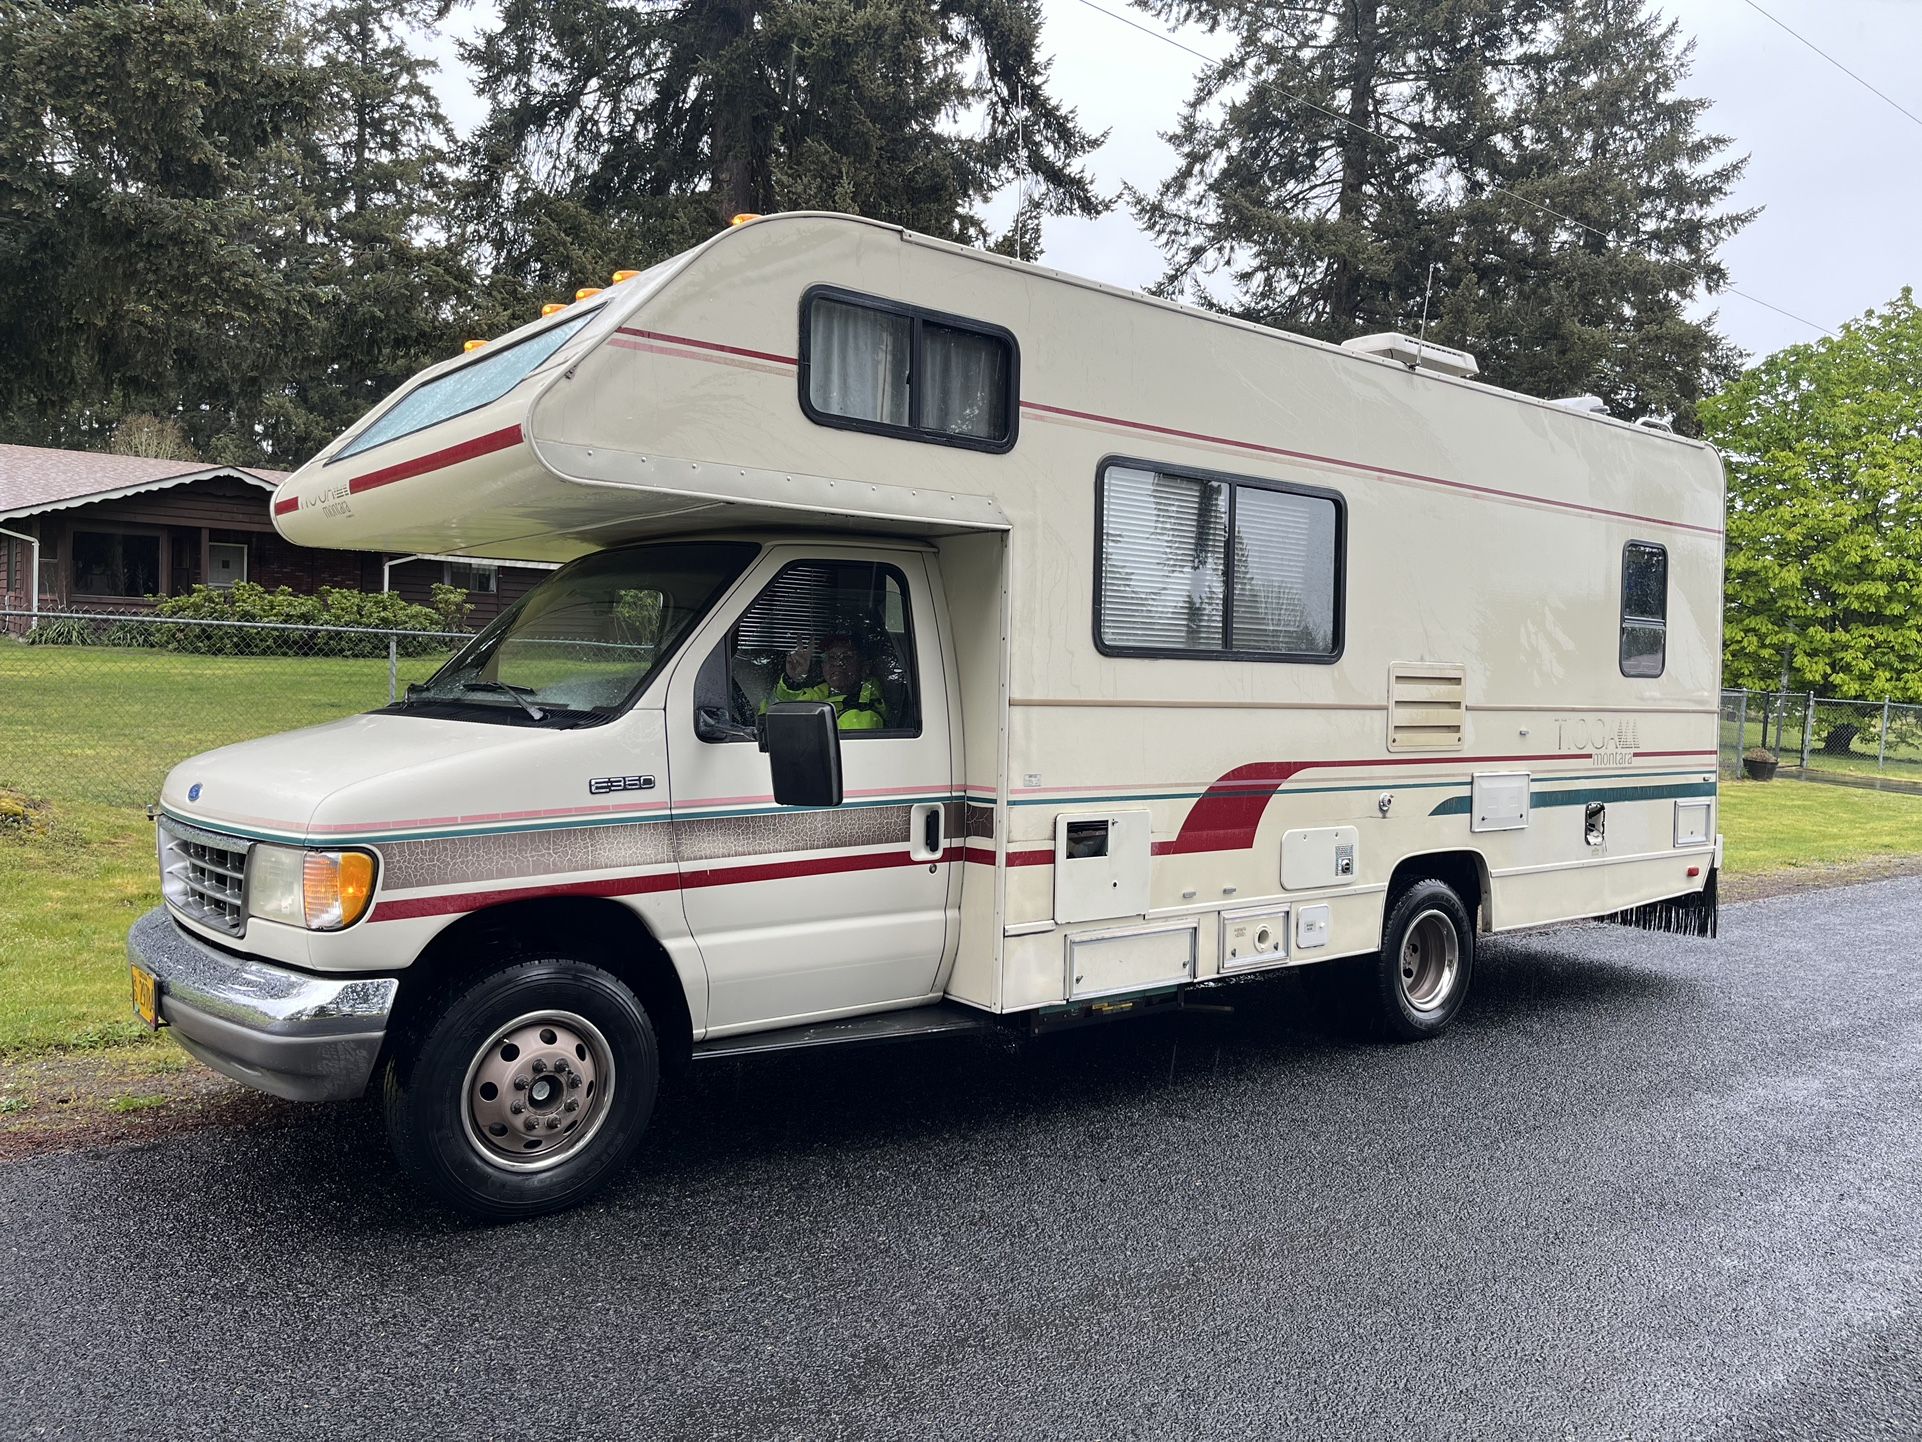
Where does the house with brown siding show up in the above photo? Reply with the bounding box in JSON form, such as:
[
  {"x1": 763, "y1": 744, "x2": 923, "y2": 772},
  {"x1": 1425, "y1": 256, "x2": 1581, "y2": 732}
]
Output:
[{"x1": 0, "y1": 445, "x2": 550, "y2": 625}]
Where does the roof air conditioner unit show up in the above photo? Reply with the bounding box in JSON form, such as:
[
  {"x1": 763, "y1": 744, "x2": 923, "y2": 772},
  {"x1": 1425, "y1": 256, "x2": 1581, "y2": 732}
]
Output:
[
  {"x1": 1550, "y1": 395, "x2": 1610, "y2": 415},
  {"x1": 1339, "y1": 333, "x2": 1479, "y2": 380}
]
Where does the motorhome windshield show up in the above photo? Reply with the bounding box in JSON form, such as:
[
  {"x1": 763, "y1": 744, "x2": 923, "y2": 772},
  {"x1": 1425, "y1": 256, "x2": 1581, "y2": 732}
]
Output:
[
  {"x1": 333, "y1": 310, "x2": 597, "y2": 462},
  {"x1": 402, "y1": 542, "x2": 757, "y2": 725}
]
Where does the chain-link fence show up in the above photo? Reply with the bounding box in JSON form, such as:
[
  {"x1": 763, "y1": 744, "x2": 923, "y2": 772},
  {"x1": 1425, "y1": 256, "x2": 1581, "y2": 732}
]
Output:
[
  {"x1": 1720, "y1": 689, "x2": 1922, "y2": 788},
  {"x1": 0, "y1": 607, "x2": 471, "y2": 810}
]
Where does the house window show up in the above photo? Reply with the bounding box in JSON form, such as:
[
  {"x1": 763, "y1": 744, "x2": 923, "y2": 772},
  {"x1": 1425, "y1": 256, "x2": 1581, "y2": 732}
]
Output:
[
  {"x1": 72, "y1": 530, "x2": 160, "y2": 598},
  {"x1": 208, "y1": 543, "x2": 248, "y2": 588},
  {"x1": 1096, "y1": 461, "x2": 1343, "y2": 661},
  {"x1": 1621, "y1": 541, "x2": 1667, "y2": 678},
  {"x1": 799, "y1": 287, "x2": 1017, "y2": 452},
  {"x1": 445, "y1": 561, "x2": 498, "y2": 595}
]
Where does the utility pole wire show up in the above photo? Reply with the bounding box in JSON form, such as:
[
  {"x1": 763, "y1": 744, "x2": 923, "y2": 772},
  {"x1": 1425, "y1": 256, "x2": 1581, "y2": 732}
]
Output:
[
  {"x1": 1068, "y1": 0, "x2": 1837, "y2": 338},
  {"x1": 1736, "y1": 0, "x2": 1922, "y2": 132}
]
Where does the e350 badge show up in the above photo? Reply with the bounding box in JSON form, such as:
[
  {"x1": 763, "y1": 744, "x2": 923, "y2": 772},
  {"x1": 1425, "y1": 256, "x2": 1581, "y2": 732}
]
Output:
[{"x1": 589, "y1": 775, "x2": 656, "y2": 796}]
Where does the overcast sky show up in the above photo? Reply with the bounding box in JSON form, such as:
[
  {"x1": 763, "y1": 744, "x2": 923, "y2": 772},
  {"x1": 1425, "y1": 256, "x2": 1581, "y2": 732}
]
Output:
[{"x1": 428, "y1": 0, "x2": 1921, "y2": 365}]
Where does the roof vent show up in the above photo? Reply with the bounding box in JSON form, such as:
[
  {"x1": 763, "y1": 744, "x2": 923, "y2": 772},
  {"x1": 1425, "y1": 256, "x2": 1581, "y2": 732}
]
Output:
[
  {"x1": 1550, "y1": 395, "x2": 1610, "y2": 415},
  {"x1": 1636, "y1": 416, "x2": 1675, "y2": 433},
  {"x1": 1340, "y1": 333, "x2": 1479, "y2": 380}
]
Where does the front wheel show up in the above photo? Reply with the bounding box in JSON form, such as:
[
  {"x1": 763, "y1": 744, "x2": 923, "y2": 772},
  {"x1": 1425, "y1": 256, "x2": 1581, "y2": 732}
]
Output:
[
  {"x1": 382, "y1": 956, "x2": 660, "y2": 1221},
  {"x1": 1370, "y1": 879, "x2": 1476, "y2": 1041}
]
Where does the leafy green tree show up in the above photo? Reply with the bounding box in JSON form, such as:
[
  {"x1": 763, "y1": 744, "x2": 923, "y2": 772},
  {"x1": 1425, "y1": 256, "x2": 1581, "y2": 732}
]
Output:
[
  {"x1": 461, "y1": 0, "x2": 1105, "y2": 298},
  {"x1": 1703, "y1": 291, "x2": 1922, "y2": 702},
  {"x1": 1133, "y1": 0, "x2": 1749, "y2": 428}
]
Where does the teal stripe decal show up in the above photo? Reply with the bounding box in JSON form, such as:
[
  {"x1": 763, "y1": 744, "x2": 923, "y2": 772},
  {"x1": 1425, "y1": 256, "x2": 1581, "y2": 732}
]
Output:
[
  {"x1": 164, "y1": 793, "x2": 964, "y2": 847},
  {"x1": 1009, "y1": 768, "x2": 1710, "y2": 807},
  {"x1": 1427, "y1": 780, "x2": 1716, "y2": 817}
]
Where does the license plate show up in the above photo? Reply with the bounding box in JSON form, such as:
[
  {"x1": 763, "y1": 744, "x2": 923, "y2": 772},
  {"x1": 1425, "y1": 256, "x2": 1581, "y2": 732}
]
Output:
[{"x1": 131, "y1": 964, "x2": 160, "y2": 1030}]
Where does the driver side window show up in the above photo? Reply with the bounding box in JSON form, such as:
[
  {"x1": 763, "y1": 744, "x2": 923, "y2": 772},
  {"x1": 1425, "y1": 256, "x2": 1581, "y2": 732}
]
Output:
[{"x1": 697, "y1": 559, "x2": 921, "y2": 741}]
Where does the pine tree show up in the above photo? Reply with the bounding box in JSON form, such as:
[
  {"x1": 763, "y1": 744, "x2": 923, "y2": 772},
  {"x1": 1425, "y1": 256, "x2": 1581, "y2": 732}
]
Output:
[
  {"x1": 461, "y1": 0, "x2": 1105, "y2": 296},
  {"x1": 1434, "y1": 2, "x2": 1753, "y2": 428},
  {"x1": 1133, "y1": 0, "x2": 1750, "y2": 428},
  {"x1": 1129, "y1": 0, "x2": 1536, "y2": 335},
  {"x1": 278, "y1": 0, "x2": 473, "y2": 457},
  {"x1": 0, "y1": 0, "x2": 323, "y2": 460}
]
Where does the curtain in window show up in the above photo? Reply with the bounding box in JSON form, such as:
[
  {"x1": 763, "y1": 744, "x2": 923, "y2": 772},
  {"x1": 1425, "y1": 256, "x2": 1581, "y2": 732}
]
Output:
[
  {"x1": 1100, "y1": 467, "x2": 1227, "y2": 650},
  {"x1": 1232, "y1": 487, "x2": 1338, "y2": 654},
  {"x1": 809, "y1": 300, "x2": 910, "y2": 427},
  {"x1": 920, "y1": 321, "x2": 1009, "y2": 439}
]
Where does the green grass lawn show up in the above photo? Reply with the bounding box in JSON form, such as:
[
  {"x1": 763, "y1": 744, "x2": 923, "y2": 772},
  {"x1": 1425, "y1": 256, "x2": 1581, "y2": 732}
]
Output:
[
  {"x1": 0, "y1": 641, "x2": 454, "y2": 808},
  {"x1": 1, "y1": 640, "x2": 452, "y2": 1055},
  {"x1": 1717, "y1": 777, "x2": 1922, "y2": 873}
]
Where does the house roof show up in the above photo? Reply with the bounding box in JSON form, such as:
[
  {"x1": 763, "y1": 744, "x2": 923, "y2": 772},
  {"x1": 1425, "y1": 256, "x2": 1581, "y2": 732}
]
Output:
[{"x1": 0, "y1": 444, "x2": 292, "y2": 523}]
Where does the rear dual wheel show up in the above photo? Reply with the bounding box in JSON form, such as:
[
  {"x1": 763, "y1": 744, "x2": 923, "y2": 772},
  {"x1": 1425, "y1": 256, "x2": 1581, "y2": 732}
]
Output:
[
  {"x1": 382, "y1": 956, "x2": 660, "y2": 1221},
  {"x1": 1370, "y1": 878, "x2": 1475, "y2": 1040}
]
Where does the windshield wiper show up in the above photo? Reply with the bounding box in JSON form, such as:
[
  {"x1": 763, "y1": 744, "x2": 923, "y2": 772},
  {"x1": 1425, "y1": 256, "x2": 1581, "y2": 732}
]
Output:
[{"x1": 459, "y1": 681, "x2": 547, "y2": 722}]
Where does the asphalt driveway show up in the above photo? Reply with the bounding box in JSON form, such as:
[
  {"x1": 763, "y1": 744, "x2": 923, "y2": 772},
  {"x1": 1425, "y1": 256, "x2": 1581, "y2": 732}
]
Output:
[{"x1": 3, "y1": 879, "x2": 1920, "y2": 1440}]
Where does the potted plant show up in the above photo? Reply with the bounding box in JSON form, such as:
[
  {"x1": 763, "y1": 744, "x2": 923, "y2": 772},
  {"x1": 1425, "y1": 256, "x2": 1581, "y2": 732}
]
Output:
[{"x1": 1743, "y1": 746, "x2": 1779, "y2": 781}]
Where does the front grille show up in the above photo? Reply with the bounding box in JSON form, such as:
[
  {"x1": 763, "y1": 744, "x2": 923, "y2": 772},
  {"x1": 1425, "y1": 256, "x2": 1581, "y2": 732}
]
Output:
[{"x1": 159, "y1": 819, "x2": 252, "y2": 937}]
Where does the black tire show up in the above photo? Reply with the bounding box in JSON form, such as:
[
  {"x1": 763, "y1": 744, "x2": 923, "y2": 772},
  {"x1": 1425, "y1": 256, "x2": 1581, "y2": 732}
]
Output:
[
  {"x1": 382, "y1": 956, "x2": 659, "y2": 1222},
  {"x1": 1369, "y1": 878, "x2": 1475, "y2": 1041}
]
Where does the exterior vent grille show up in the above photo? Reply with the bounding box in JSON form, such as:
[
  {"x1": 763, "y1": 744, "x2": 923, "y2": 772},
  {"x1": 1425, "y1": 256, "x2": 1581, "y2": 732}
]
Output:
[
  {"x1": 1388, "y1": 663, "x2": 1466, "y2": 752},
  {"x1": 159, "y1": 817, "x2": 253, "y2": 937}
]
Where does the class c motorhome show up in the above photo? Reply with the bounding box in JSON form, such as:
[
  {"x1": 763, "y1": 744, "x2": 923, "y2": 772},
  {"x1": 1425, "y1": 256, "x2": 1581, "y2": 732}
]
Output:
[{"x1": 128, "y1": 212, "x2": 1723, "y2": 1219}]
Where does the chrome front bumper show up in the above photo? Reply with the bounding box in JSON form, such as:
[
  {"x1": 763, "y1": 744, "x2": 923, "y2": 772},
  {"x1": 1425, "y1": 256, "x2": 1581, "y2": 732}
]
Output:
[{"x1": 127, "y1": 907, "x2": 398, "y2": 1102}]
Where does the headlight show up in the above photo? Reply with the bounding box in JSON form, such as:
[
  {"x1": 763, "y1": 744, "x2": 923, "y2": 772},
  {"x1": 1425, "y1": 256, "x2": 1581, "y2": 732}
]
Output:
[{"x1": 249, "y1": 845, "x2": 377, "y2": 930}]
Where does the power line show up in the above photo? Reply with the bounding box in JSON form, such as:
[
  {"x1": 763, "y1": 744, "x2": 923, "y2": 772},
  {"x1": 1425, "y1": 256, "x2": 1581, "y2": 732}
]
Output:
[
  {"x1": 1067, "y1": 0, "x2": 1836, "y2": 338},
  {"x1": 1736, "y1": 0, "x2": 1922, "y2": 131}
]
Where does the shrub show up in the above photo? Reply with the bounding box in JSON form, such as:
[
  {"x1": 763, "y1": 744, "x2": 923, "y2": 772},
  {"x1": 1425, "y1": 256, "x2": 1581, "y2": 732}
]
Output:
[
  {"x1": 24, "y1": 618, "x2": 97, "y2": 646},
  {"x1": 149, "y1": 583, "x2": 470, "y2": 658}
]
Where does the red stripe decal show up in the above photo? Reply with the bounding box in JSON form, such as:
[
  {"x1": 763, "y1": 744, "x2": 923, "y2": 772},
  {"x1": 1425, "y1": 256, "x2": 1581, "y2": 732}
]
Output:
[
  {"x1": 346, "y1": 425, "x2": 525, "y2": 497},
  {"x1": 274, "y1": 426, "x2": 526, "y2": 519},
  {"x1": 370, "y1": 869, "x2": 678, "y2": 922},
  {"x1": 370, "y1": 846, "x2": 963, "y2": 923},
  {"x1": 1165, "y1": 752, "x2": 1599, "y2": 854},
  {"x1": 615, "y1": 327, "x2": 797, "y2": 368},
  {"x1": 1023, "y1": 400, "x2": 1721, "y2": 537}
]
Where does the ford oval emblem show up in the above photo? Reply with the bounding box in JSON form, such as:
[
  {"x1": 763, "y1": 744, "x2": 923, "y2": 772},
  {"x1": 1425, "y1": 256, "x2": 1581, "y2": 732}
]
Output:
[{"x1": 187, "y1": 783, "x2": 202, "y2": 802}]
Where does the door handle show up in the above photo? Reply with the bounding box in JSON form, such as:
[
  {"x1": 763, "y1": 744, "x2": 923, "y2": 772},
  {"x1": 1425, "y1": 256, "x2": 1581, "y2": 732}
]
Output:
[{"x1": 909, "y1": 803, "x2": 943, "y2": 862}]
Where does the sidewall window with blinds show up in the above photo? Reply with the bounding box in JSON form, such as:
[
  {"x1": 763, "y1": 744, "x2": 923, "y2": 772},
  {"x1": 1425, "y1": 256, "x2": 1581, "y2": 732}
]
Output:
[
  {"x1": 1096, "y1": 460, "x2": 1343, "y2": 662},
  {"x1": 800, "y1": 288, "x2": 1017, "y2": 452}
]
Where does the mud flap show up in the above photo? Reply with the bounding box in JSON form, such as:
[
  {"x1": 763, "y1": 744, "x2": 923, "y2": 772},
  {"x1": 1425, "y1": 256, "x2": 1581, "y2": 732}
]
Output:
[{"x1": 1598, "y1": 867, "x2": 1717, "y2": 938}]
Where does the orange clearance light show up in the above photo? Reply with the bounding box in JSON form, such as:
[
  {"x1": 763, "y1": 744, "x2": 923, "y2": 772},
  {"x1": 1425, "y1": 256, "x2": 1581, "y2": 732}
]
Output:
[
  {"x1": 575, "y1": 286, "x2": 603, "y2": 301},
  {"x1": 611, "y1": 269, "x2": 642, "y2": 284},
  {"x1": 729, "y1": 212, "x2": 762, "y2": 227},
  {"x1": 462, "y1": 339, "x2": 488, "y2": 352},
  {"x1": 541, "y1": 302, "x2": 567, "y2": 316}
]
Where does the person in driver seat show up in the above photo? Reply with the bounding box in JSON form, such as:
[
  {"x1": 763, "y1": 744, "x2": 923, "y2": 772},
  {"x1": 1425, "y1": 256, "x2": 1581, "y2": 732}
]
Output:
[{"x1": 770, "y1": 631, "x2": 890, "y2": 731}]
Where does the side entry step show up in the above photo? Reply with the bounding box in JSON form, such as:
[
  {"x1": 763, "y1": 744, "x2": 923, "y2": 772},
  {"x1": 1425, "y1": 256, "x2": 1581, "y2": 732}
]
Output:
[{"x1": 690, "y1": 1002, "x2": 997, "y2": 1062}]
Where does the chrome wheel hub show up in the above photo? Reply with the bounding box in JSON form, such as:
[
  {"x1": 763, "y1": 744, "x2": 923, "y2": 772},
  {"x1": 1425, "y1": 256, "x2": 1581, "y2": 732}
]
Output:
[
  {"x1": 1399, "y1": 910, "x2": 1460, "y2": 1015},
  {"x1": 461, "y1": 1011, "x2": 615, "y2": 1172}
]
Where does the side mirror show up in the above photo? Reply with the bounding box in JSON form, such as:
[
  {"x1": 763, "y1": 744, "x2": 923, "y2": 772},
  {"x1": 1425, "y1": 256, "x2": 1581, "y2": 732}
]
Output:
[{"x1": 758, "y1": 701, "x2": 843, "y2": 807}]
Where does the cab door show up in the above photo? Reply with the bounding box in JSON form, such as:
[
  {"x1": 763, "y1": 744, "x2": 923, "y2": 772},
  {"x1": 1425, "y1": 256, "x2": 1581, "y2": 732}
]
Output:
[{"x1": 664, "y1": 545, "x2": 956, "y2": 1033}]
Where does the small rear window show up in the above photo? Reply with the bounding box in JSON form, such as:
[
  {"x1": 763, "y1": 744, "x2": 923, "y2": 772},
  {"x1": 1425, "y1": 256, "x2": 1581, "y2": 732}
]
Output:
[{"x1": 334, "y1": 312, "x2": 596, "y2": 462}]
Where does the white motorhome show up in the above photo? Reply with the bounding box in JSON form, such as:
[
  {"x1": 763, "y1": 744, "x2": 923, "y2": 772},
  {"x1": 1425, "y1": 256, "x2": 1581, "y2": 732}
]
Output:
[{"x1": 128, "y1": 213, "x2": 1723, "y2": 1219}]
